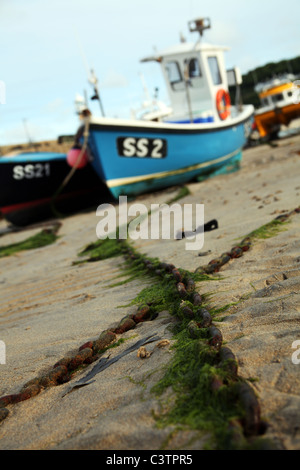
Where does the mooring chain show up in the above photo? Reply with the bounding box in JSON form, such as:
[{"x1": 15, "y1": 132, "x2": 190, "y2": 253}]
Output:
[
  {"x1": 116, "y1": 240, "x2": 266, "y2": 441},
  {"x1": 1, "y1": 207, "x2": 299, "y2": 444},
  {"x1": 196, "y1": 208, "x2": 299, "y2": 275}
]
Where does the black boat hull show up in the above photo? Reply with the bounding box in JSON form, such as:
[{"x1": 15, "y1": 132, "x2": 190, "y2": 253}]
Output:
[{"x1": 0, "y1": 152, "x2": 111, "y2": 226}]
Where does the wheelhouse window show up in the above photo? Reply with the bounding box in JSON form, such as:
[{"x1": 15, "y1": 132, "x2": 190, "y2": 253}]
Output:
[
  {"x1": 165, "y1": 61, "x2": 183, "y2": 90},
  {"x1": 207, "y1": 56, "x2": 222, "y2": 85},
  {"x1": 187, "y1": 58, "x2": 202, "y2": 78},
  {"x1": 183, "y1": 57, "x2": 203, "y2": 88},
  {"x1": 271, "y1": 93, "x2": 284, "y2": 103}
]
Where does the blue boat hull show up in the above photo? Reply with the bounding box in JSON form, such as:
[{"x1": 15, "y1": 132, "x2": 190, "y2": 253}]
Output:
[{"x1": 87, "y1": 110, "x2": 253, "y2": 199}]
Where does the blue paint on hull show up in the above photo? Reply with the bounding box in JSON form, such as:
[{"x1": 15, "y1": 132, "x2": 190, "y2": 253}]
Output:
[
  {"x1": 0, "y1": 151, "x2": 66, "y2": 163},
  {"x1": 88, "y1": 117, "x2": 251, "y2": 198}
]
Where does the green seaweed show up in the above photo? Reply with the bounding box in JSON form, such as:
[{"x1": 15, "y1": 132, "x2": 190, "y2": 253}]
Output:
[
  {"x1": 243, "y1": 218, "x2": 289, "y2": 242},
  {"x1": 77, "y1": 237, "x2": 123, "y2": 262},
  {"x1": 151, "y1": 327, "x2": 246, "y2": 449},
  {"x1": 0, "y1": 227, "x2": 59, "y2": 258},
  {"x1": 165, "y1": 186, "x2": 190, "y2": 204}
]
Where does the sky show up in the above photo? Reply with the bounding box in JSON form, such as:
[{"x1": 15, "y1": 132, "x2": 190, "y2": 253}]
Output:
[{"x1": 0, "y1": 0, "x2": 300, "y2": 146}]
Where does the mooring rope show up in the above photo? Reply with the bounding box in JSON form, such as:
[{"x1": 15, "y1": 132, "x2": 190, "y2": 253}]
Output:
[{"x1": 50, "y1": 116, "x2": 91, "y2": 217}]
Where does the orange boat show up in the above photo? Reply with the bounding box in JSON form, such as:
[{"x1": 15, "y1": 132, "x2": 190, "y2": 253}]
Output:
[{"x1": 253, "y1": 74, "x2": 300, "y2": 139}]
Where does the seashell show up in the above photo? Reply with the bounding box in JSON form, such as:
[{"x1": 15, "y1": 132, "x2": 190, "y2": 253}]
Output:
[
  {"x1": 137, "y1": 346, "x2": 151, "y2": 358},
  {"x1": 156, "y1": 339, "x2": 170, "y2": 348}
]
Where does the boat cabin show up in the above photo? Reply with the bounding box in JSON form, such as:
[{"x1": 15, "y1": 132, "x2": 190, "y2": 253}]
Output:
[
  {"x1": 255, "y1": 75, "x2": 297, "y2": 110},
  {"x1": 141, "y1": 18, "x2": 237, "y2": 124}
]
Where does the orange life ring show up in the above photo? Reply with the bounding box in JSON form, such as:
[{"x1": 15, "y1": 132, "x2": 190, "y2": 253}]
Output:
[{"x1": 216, "y1": 89, "x2": 231, "y2": 120}]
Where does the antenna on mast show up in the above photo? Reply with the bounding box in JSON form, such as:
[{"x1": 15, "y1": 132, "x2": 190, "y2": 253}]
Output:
[
  {"x1": 89, "y1": 68, "x2": 105, "y2": 117},
  {"x1": 188, "y1": 18, "x2": 211, "y2": 37}
]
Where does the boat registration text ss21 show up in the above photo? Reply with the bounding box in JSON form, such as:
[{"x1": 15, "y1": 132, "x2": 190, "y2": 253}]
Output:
[{"x1": 12, "y1": 163, "x2": 51, "y2": 180}]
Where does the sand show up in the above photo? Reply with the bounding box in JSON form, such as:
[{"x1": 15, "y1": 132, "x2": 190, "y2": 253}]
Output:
[{"x1": 0, "y1": 132, "x2": 299, "y2": 450}]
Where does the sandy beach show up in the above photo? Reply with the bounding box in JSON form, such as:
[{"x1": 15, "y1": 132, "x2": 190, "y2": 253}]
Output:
[{"x1": 0, "y1": 132, "x2": 299, "y2": 450}]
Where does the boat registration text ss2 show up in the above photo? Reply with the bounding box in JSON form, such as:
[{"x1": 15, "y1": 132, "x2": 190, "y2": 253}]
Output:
[
  {"x1": 12, "y1": 163, "x2": 51, "y2": 180},
  {"x1": 117, "y1": 137, "x2": 167, "y2": 158}
]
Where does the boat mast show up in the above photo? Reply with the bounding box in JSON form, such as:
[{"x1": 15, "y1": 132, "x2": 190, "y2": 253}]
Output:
[
  {"x1": 73, "y1": 27, "x2": 105, "y2": 117},
  {"x1": 184, "y1": 18, "x2": 211, "y2": 122}
]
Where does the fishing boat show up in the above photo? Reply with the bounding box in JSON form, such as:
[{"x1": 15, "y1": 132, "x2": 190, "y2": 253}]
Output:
[
  {"x1": 0, "y1": 150, "x2": 108, "y2": 226},
  {"x1": 253, "y1": 73, "x2": 300, "y2": 139},
  {"x1": 72, "y1": 18, "x2": 254, "y2": 199}
]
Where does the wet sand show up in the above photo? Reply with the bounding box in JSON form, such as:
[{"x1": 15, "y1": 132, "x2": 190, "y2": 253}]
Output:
[{"x1": 0, "y1": 132, "x2": 299, "y2": 450}]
